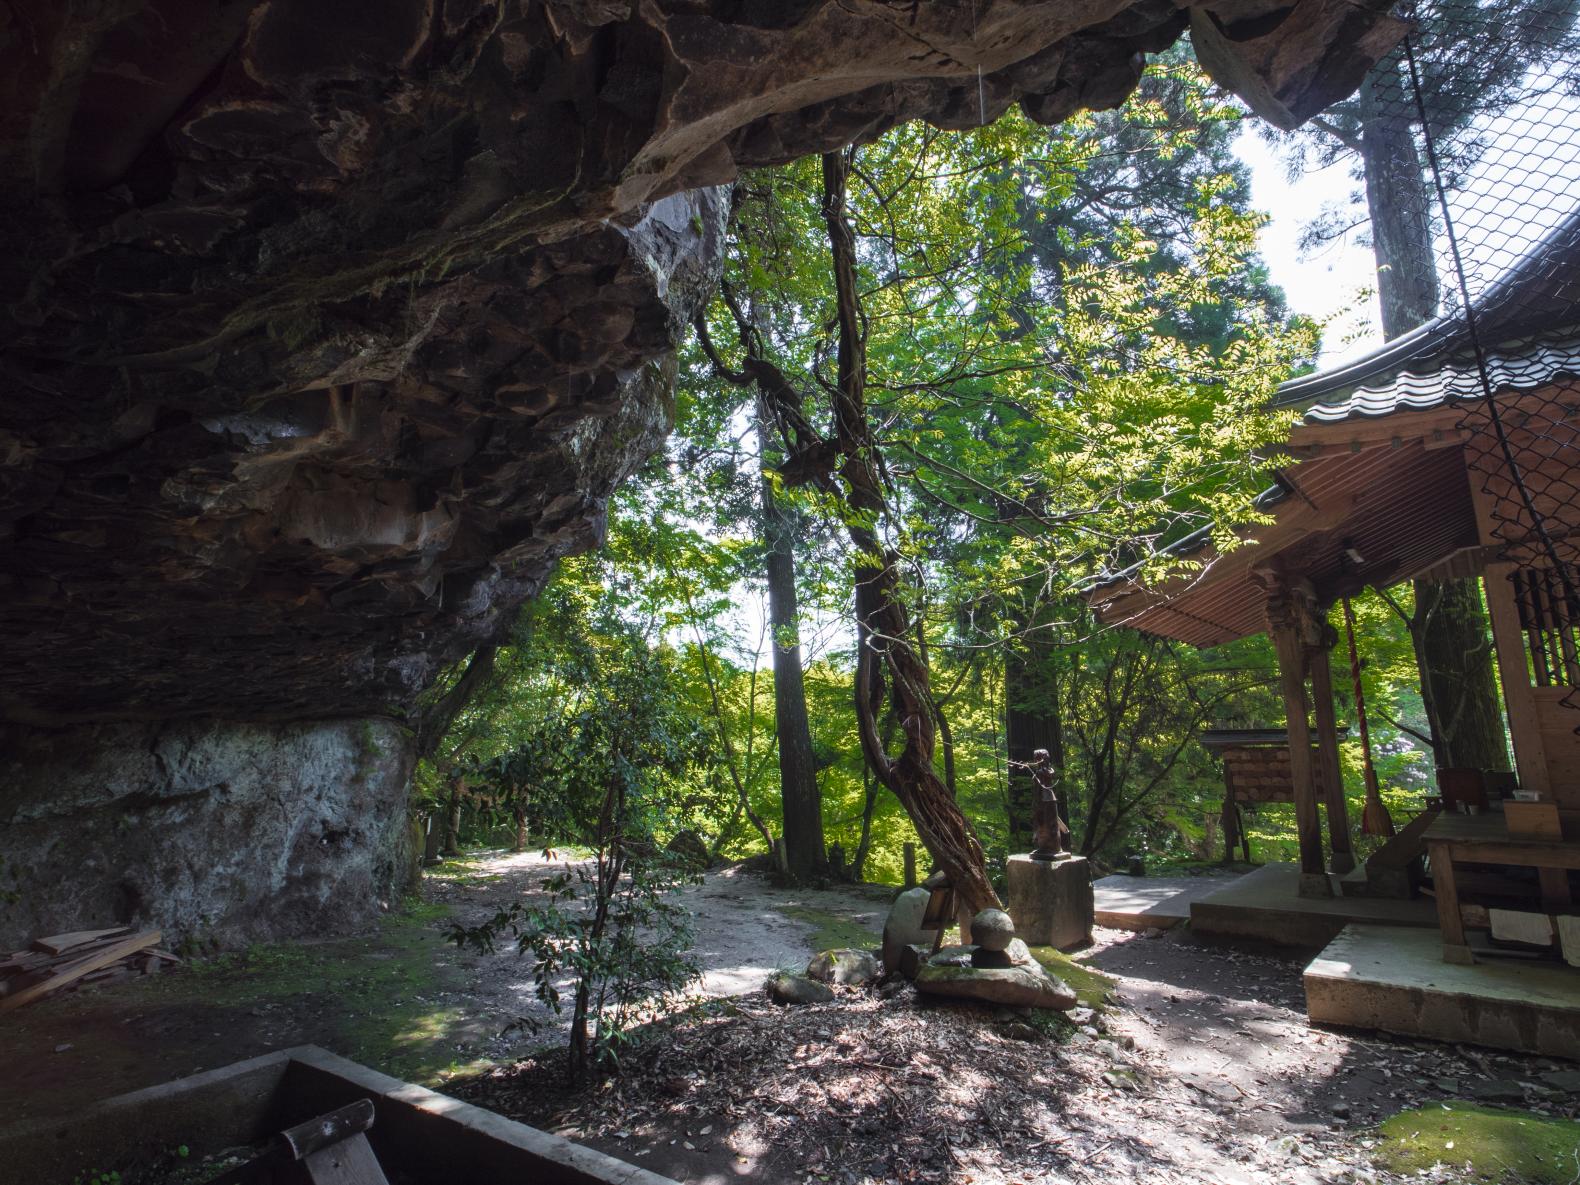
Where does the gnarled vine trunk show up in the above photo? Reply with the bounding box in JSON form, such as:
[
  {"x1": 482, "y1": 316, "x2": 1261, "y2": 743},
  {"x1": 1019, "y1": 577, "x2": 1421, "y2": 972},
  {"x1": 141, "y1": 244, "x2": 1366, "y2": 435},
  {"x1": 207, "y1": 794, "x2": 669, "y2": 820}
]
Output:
[{"x1": 819, "y1": 149, "x2": 1000, "y2": 920}]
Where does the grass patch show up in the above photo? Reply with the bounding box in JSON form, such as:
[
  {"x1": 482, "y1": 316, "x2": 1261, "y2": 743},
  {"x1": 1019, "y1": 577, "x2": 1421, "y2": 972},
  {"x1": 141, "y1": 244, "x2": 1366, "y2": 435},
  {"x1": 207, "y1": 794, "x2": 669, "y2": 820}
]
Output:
[
  {"x1": 161, "y1": 896, "x2": 467, "y2": 1081},
  {"x1": 775, "y1": 904, "x2": 882, "y2": 954},
  {"x1": 1027, "y1": 946, "x2": 1117, "y2": 1010},
  {"x1": 1375, "y1": 1102, "x2": 1580, "y2": 1184}
]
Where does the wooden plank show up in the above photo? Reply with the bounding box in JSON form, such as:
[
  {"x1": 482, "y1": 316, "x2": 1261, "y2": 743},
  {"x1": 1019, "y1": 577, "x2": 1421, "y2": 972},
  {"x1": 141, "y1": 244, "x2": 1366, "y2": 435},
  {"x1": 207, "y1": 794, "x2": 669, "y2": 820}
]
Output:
[
  {"x1": 303, "y1": 1134, "x2": 389, "y2": 1185},
  {"x1": 1478, "y1": 559, "x2": 1552, "y2": 796},
  {"x1": 1427, "y1": 840, "x2": 1472, "y2": 964},
  {"x1": 0, "y1": 930, "x2": 160, "y2": 1013},
  {"x1": 31, "y1": 927, "x2": 131, "y2": 956}
]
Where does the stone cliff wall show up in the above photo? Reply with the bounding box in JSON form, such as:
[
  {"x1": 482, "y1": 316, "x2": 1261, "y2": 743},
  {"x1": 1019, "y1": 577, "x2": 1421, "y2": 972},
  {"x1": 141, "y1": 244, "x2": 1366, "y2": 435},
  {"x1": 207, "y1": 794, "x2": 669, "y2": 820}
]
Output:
[{"x1": 0, "y1": 718, "x2": 416, "y2": 950}]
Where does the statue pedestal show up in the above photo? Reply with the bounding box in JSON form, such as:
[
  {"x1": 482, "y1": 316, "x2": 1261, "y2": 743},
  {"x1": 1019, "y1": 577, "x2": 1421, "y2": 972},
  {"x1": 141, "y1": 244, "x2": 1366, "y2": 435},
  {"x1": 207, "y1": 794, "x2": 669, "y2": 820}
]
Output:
[{"x1": 1006, "y1": 854, "x2": 1093, "y2": 950}]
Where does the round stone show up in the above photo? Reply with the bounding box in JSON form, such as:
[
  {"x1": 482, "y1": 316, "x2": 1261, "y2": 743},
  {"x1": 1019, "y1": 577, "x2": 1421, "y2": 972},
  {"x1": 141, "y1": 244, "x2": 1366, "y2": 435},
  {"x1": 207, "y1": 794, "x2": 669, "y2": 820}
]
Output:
[{"x1": 972, "y1": 908, "x2": 1016, "y2": 952}]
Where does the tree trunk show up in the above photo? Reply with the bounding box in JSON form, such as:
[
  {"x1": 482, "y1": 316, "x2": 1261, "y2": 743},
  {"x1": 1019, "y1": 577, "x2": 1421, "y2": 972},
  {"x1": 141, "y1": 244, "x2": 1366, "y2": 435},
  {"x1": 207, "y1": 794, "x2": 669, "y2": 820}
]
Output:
[
  {"x1": 820, "y1": 149, "x2": 1000, "y2": 920},
  {"x1": 415, "y1": 645, "x2": 497, "y2": 759},
  {"x1": 440, "y1": 779, "x2": 463, "y2": 856},
  {"x1": 851, "y1": 765, "x2": 880, "y2": 881},
  {"x1": 1359, "y1": 65, "x2": 1511, "y2": 775},
  {"x1": 1412, "y1": 579, "x2": 1512, "y2": 769},
  {"x1": 1359, "y1": 66, "x2": 1437, "y2": 339},
  {"x1": 755, "y1": 398, "x2": 829, "y2": 880},
  {"x1": 1004, "y1": 599, "x2": 1064, "y2": 851}
]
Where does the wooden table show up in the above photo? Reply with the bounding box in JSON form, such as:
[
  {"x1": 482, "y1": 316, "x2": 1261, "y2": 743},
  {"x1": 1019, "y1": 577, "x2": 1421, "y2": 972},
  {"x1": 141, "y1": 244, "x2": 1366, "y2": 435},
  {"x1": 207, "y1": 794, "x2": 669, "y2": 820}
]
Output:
[{"x1": 1424, "y1": 811, "x2": 1580, "y2": 964}]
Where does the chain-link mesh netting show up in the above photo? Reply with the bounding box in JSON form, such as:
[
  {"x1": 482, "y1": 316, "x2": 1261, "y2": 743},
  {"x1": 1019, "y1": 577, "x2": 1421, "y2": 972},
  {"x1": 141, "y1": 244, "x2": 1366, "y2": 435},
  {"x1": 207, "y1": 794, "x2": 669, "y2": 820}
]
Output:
[{"x1": 1329, "y1": 0, "x2": 1580, "y2": 712}]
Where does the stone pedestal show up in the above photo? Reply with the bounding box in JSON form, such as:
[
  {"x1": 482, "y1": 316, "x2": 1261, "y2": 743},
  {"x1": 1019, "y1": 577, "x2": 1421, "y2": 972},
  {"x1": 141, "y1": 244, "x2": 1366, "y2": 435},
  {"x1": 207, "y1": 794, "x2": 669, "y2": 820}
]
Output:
[{"x1": 1006, "y1": 854, "x2": 1094, "y2": 950}]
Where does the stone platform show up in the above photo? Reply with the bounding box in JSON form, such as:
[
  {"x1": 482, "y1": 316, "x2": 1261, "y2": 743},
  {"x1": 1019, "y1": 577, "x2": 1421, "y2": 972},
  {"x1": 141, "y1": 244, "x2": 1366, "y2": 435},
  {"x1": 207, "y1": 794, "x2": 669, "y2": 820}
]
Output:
[
  {"x1": 1189, "y1": 863, "x2": 1437, "y2": 948},
  {"x1": 1006, "y1": 855, "x2": 1093, "y2": 950},
  {"x1": 1092, "y1": 874, "x2": 1236, "y2": 930},
  {"x1": 1305, "y1": 925, "x2": 1580, "y2": 1059}
]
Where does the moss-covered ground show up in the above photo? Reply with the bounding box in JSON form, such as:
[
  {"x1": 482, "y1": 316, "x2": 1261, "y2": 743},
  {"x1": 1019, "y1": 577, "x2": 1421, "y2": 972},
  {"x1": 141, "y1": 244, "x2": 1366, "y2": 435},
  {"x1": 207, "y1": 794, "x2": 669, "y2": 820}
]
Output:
[
  {"x1": 1374, "y1": 1102, "x2": 1580, "y2": 1183},
  {"x1": 3, "y1": 895, "x2": 470, "y2": 1124},
  {"x1": 774, "y1": 903, "x2": 884, "y2": 953}
]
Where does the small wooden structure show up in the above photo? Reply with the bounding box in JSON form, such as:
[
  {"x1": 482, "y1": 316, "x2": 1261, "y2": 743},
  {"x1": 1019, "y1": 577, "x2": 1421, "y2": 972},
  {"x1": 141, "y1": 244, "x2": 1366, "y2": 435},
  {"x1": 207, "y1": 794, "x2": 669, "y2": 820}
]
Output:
[
  {"x1": 1201, "y1": 727, "x2": 1346, "y2": 863},
  {"x1": 1088, "y1": 217, "x2": 1580, "y2": 950}
]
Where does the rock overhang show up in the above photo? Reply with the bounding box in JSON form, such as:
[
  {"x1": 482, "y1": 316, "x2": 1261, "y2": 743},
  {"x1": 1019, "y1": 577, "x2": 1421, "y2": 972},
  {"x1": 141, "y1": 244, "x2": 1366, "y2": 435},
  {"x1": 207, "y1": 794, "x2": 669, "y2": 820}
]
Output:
[{"x1": 0, "y1": 0, "x2": 1405, "y2": 726}]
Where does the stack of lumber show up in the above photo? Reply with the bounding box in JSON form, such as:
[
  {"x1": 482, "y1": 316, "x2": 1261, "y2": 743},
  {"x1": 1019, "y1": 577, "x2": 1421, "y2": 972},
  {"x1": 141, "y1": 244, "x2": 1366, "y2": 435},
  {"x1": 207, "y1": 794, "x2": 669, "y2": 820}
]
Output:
[{"x1": 0, "y1": 926, "x2": 178, "y2": 1012}]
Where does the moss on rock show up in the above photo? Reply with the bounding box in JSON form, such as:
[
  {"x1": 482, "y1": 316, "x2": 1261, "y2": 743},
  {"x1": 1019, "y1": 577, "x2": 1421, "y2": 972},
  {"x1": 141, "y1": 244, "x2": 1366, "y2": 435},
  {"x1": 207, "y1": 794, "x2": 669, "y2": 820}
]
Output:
[{"x1": 1026, "y1": 946, "x2": 1117, "y2": 1011}]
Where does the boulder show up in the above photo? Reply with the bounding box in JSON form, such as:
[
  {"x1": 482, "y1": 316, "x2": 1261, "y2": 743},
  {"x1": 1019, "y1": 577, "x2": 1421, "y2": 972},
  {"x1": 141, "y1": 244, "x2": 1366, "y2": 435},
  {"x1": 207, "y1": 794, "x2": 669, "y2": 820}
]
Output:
[
  {"x1": 0, "y1": 0, "x2": 1406, "y2": 947},
  {"x1": 930, "y1": 939, "x2": 1035, "y2": 968},
  {"x1": 914, "y1": 959, "x2": 1077, "y2": 1011},
  {"x1": 766, "y1": 972, "x2": 834, "y2": 1006},
  {"x1": 807, "y1": 948, "x2": 878, "y2": 986},
  {"x1": 882, "y1": 887, "x2": 932, "y2": 972},
  {"x1": 969, "y1": 908, "x2": 1017, "y2": 967}
]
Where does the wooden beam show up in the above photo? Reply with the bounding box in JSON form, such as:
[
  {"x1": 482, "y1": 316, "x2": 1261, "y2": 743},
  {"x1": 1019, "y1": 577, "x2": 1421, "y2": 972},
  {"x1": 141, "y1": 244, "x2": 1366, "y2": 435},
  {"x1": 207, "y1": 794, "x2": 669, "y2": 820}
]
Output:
[
  {"x1": 1289, "y1": 406, "x2": 1464, "y2": 453},
  {"x1": 1266, "y1": 596, "x2": 1333, "y2": 898},
  {"x1": 1308, "y1": 640, "x2": 1355, "y2": 875}
]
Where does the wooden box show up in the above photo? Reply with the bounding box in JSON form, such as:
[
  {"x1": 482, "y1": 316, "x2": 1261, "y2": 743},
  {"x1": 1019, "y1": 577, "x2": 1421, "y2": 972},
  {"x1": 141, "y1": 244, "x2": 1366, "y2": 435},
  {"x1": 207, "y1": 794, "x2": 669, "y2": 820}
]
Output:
[{"x1": 1505, "y1": 799, "x2": 1563, "y2": 839}]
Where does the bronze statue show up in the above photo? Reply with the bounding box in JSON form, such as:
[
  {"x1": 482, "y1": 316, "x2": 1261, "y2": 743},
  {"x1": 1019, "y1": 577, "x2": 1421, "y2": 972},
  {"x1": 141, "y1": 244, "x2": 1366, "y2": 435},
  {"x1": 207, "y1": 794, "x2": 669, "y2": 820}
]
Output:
[{"x1": 1012, "y1": 748, "x2": 1070, "y2": 861}]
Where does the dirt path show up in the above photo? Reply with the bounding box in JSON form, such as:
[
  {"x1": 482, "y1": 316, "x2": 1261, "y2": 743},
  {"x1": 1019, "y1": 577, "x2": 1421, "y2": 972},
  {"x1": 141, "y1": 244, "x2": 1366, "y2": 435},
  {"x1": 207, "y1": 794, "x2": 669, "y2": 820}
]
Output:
[{"x1": 422, "y1": 851, "x2": 891, "y2": 1058}]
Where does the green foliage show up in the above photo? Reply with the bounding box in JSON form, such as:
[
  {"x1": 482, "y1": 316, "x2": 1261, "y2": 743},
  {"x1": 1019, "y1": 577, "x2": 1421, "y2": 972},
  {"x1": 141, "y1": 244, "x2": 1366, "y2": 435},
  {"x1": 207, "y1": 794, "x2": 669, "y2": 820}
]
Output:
[
  {"x1": 416, "y1": 47, "x2": 1458, "y2": 951},
  {"x1": 448, "y1": 852, "x2": 700, "y2": 1081},
  {"x1": 442, "y1": 570, "x2": 710, "y2": 1081}
]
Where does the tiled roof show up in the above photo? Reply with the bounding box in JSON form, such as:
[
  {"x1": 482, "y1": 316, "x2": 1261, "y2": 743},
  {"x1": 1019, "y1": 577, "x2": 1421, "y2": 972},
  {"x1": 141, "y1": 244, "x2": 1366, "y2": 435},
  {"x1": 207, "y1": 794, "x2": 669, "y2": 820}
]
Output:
[
  {"x1": 1276, "y1": 209, "x2": 1580, "y2": 426},
  {"x1": 1301, "y1": 333, "x2": 1580, "y2": 423}
]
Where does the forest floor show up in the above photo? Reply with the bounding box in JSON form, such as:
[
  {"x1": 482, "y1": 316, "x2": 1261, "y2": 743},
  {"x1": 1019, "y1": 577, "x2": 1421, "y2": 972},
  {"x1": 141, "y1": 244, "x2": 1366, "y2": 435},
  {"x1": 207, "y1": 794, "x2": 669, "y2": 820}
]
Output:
[
  {"x1": 454, "y1": 920, "x2": 1580, "y2": 1185},
  {"x1": 7, "y1": 850, "x2": 1577, "y2": 1185}
]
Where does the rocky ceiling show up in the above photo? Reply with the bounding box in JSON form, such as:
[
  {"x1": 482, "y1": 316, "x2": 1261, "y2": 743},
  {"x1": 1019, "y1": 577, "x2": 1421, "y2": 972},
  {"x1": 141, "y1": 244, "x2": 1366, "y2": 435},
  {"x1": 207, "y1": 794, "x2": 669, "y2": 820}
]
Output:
[{"x1": 0, "y1": 0, "x2": 1403, "y2": 726}]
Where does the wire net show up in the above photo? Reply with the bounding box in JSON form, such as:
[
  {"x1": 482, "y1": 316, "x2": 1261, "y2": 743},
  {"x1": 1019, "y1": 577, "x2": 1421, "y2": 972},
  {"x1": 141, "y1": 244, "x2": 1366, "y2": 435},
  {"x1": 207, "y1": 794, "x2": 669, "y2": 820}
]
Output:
[{"x1": 1318, "y1": 0, "x2": 1580, "y2": 714}]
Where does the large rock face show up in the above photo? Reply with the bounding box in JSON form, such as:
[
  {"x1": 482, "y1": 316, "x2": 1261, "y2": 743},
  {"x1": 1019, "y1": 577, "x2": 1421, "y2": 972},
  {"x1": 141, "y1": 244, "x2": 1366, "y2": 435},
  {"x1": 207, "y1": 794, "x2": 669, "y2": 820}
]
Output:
[
  {"x1": 0, "y1": 718, "x2": 415, "y2": 949},
  {"x1": 0, "y1": 0, "x2": 1402, "y2": 943}
]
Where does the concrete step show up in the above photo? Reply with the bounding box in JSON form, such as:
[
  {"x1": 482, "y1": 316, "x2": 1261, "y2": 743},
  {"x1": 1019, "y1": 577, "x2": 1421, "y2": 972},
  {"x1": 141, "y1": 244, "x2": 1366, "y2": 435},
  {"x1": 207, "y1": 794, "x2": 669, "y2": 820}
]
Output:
[{"x1": 1339, "y1": 863, "x2": 1413, "y2": 899}]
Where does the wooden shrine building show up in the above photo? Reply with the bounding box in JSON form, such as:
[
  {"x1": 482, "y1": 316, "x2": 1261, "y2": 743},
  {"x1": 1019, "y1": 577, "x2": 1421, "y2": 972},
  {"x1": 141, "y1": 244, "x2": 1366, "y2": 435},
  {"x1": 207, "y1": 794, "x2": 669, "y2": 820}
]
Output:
[{"x1": 1086, "y1": 217, "x2": 1580, "y2": 964}]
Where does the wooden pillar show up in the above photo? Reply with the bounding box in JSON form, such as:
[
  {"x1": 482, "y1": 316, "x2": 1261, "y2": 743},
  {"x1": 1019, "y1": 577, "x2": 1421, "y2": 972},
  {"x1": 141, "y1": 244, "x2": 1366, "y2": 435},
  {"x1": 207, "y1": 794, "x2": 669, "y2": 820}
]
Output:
[
  {"x1": 1308, "y1": 640, "x2": 1356, "y2": 875},
  {"x1": 1267, "y1": 593, "x2": 1334, "y2": 898}
]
